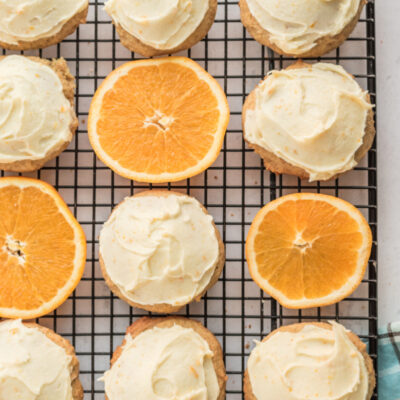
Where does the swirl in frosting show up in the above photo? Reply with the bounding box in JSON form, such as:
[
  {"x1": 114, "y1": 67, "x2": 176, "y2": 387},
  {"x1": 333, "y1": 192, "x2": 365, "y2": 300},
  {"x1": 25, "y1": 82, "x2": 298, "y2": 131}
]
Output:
[
  {"x1": 247, "y1": 322, "x2": 369, "y2": 400},
  {"x1": 99, "y1": 192, "x2": 220, "y2": 307},
  {"x1": 0, "y1": 55, "x2": 74, "y2": 162},
  {"x1": 0, "y1": 0, "x2": 88, "y2": 44},
  {"x1": 0, "y1": 319, "x2": 73, "y2": 399},
  {"x1": 244, "y1": 63, "x2": 372, "y2": 181},
  {"x1": 245, "y1": 0, "x2": 361, "y2": 54},
  {"x1": 104, "y1": 0, "x2": 208, "y2": 50},
  {"x1": 102, "y1": 324, "x2": 220, "y2": 400}
]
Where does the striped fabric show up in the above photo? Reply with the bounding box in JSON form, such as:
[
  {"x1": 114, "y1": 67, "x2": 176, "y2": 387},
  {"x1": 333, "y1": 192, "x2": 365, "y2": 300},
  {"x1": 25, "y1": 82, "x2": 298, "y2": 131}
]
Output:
[{"x1": 379, "y1": 322, "x2": 400, "y2": 399}]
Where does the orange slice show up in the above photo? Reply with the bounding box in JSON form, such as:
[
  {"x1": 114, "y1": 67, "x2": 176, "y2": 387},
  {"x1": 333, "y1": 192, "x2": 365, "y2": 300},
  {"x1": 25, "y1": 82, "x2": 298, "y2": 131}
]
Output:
[
  {"x1": 0, "y1": 177, "x2": 86, "y2": 319},
  {"x1": 246, "y1": 193, "x2": 372, "y2": 309},
  {"x1": 88, "y1": 57, "x2": 230, "y2": 183}
]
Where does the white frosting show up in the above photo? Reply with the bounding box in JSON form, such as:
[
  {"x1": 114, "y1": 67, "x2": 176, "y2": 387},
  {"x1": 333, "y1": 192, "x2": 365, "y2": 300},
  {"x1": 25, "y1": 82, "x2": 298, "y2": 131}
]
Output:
[
  {"x1": 104, "y1": 0, "x2": 209, "y2": 50},
  {"x1": 99, "y1": 192, "x2": 220, "y2": 307},
  {"x1": 103, "y1": 324, "x2": 220, "y2": 400},
  {"x1": 0, "y1": 0, "x2": 88, "y2": 44},
  {"x1": 246, "y1": 0, "x2": 361, "y2": 55},
  {"x1": 244, "y1": 63, "x2": 372, "y2": 181},
  {"x1": 247, "y1": 322, "x2": 369, "y2": 400},
  {"x1": 0, "y1": 320, "x2": 73, "y2": 400},
  {"x1": 0, "y1": 55, "x2": 75, "y2": 163}
]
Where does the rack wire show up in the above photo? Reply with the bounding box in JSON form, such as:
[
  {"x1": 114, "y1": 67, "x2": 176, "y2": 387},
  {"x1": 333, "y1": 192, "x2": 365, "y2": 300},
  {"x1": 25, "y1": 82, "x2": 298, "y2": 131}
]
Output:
[{"x1": 1, "y1": 1, "x2": 377, "y2": 398}]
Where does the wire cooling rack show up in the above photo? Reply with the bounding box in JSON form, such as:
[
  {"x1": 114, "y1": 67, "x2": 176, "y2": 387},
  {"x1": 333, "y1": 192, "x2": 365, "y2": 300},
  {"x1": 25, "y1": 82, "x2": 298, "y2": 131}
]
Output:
[{"x1": 0, "y1": 1, "x2": 377, "y2": 398}]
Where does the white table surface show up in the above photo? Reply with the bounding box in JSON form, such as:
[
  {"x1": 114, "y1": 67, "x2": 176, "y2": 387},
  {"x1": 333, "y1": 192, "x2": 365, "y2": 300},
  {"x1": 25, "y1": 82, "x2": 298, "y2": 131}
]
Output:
[{"x1": 376, "y1": 1, "x2": 400, "y2": 325}]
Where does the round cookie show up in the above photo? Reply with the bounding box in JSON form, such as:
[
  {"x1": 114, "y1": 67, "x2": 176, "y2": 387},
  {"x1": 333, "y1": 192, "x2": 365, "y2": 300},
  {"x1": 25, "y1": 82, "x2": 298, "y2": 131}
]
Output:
[
  {"x1": 105, "y1": 0, "x2": 217, "y2": 57},
  {"x1": 0, "y1": 1, "x2": 88, "y2": 51},
  {"x1": 239, "y1": 0, "x2": 365, "y2": 58},
  {"x1": 0, "y1": 56, "x2": 78, "y2": 172},
  {"x1": 99, "y1": 190, "x2": 225, "y2": 313},
  {"x1": 0, "y1": 320, "x2": 83, "y2": 400},
  {"x1": 242, "y1": 61, "x2": 375, "y2": 181},
  {"x1": 105, "y1": 316, "x2": 226, "y2": 400},
  {"x1": 244, "y1": 322, "x2": 375, "y2": 400}
]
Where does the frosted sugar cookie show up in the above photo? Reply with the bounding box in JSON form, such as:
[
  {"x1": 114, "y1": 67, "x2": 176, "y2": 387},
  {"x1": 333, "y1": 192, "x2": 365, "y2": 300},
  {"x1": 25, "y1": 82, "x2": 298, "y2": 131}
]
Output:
[
  {"x1": 243, "y1": 61, "x2": 375, "y2": 181},
  {"x1": 0, "y1": 319, "x2": 83, "y2": 399},
  {"x1": 99, "y1": 190, "x2": 225, "y2": 313},
  {"x1": 0, "y1": 0, "x2": 88, "y2": 50},
  {"x1": 239, "y1": 0, "x2": 365, "y2": 57},
  {"x1": 102, "y1": 316, "x2": 226, "y2": 400},
  {"x1": 244, "y1": 321, "x2": 375, "y2": 400},
  {"x1": 0, "y1": 55, "x2": 78, "y2": 172},
  {"x1": 104, "y1": 0, "x2": 217, "y2": 57}
]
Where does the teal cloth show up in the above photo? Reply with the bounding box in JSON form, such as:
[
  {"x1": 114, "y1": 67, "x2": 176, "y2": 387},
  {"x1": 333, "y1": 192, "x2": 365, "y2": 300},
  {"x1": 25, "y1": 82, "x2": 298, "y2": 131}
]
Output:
[{"x1": 378, "y1": 322, "x2": 400, "y2": 399}]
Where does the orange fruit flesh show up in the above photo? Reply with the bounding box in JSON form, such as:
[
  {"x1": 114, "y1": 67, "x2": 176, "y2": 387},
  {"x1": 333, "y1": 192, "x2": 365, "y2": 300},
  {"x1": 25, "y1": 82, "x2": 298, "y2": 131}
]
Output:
[
  {"x1": 0, "y1": 185, "x2": 78, "y2": 311},
  {"x1": 97, "y1": 63, "x2": 220, "y2": 175},
  {"x1": 253, "y1": 199, "x2": 364, "y2": 300}
]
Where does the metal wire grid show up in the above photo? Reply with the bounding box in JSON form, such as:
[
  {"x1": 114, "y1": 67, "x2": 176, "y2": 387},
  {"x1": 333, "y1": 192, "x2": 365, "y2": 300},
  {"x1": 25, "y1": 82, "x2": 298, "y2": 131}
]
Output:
[{"x1": 0, "y1": 1, "x2": 377, "y2": 398}]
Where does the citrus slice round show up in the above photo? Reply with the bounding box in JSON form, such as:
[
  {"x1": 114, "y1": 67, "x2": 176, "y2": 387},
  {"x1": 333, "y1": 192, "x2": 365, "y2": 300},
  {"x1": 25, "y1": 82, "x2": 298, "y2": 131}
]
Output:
[
  {"x1": 88, "y1": 57, "x2": 230, "y2": 183},
  {"x1": 0, "y1": 177, "x2": 86, "y2": 319},
  {"x1": 246, "y1": 193, "x2": 372, "y2": 309}
]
